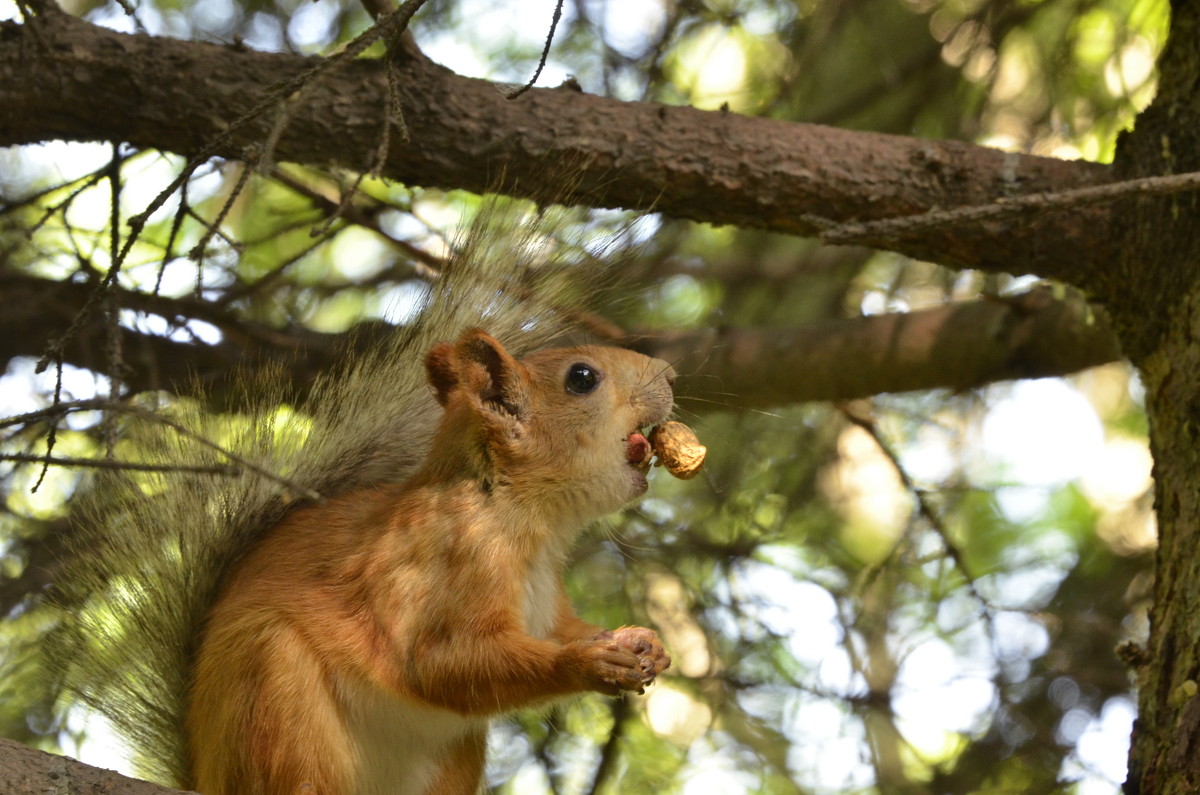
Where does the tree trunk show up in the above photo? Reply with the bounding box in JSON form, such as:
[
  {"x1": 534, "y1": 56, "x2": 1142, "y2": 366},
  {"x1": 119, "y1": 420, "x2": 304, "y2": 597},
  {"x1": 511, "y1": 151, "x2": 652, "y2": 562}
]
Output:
[{"x1": 1112, "y1": 3, "x2": 1200, "y2": 792}]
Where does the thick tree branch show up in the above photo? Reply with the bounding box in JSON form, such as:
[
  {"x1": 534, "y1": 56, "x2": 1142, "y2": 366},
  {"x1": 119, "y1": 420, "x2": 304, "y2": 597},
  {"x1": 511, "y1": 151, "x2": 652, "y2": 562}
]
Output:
[
  {"x1": 0, "y1": 273, "x2": 1121, "y2": 410},
  {"x1": 0, "y1": 12, "x2": 1114, "y2": 287},
  {"x1": 0, "y1": 737, "x2": 187, "y2": 795},
  {"x1": 646, "y1": 287, "x2": 1121, "y2": 410}
]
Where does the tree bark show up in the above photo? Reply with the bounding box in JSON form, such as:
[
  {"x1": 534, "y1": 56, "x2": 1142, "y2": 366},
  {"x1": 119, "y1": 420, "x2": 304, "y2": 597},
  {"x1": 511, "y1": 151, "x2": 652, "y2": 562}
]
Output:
[
  {"x1": 0, "y1": 737, "x2": 189, "y2": 795},
  {"x1": 0, "y1": 8, "x2": 1114, "y2": 286},
  {"x1": 1114, "y1": 3, "x2": 1200, "y2": 793}
]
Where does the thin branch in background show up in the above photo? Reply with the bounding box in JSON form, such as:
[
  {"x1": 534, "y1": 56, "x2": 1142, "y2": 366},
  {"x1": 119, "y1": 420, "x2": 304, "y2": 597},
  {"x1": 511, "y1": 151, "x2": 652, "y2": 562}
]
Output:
[
  {"x1": 104, "y1": 143, "x2": 125, "y2": 460},
  {"x1": 219, "y1": 225, "x2": 340, "y2": 305},
  {"x1": 506, "y1": 0, "x2": 565, "y2": 99},
  {"x1": 819, "y1": 169, "x2": 1200, "y2": 245},
  {"x1": 24, "y1": 169, "x2": 109, "y2": 236},
  {"x1": 0, "y1": 398, "x2": 115, "y2": 430},
  {"x1": 34, "y1": 159, "x2": 147, "y2": 378},
  {"x1": 1, "y1": 452, "x2": 237, "y2": 475},
  {"x1": 384, "y1": 40, "x2": 410, "y2": 149},
  {"x1": 188, "y1": 159, "x2": 255, "y2": 270},
  {"x1": 267, "y1": 168, "x2": 444, "y2": 281},
  {"x1": 115, "y1": 0, "x2": 435, "y2": 284},
  {"x1": 5, "y1": 399, "x2": 327, "y2": 502},
  {"x1": 837, "y1": 402, "x2": 1000, "y2": 701},
  {"x1": 154, "y1": 175, "x2": 189, "y2": 296},
  {"x1": 585, "y1": 697, "x2": 629, "y2": 795},
  {"x1": 837, "y1": 402, "x2": 988, "y2": 606},
  {"x1": 1, "y1": 163, "x2": 109, "y2": 224},
  {"x1": 309, "y1": 173, "x2": 369, "y2": 238},
  {"x1": 30, "y1": 359, "x2": 64, "y2": 493}
]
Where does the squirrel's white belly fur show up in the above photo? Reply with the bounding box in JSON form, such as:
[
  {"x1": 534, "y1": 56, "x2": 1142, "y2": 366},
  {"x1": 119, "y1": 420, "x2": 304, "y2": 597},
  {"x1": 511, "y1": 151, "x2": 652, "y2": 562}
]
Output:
[
  {"x1": 340, "y1": 678, "x2": 484, "y2": 795},
  {"x1": 524, "y1": 548, "x2": 563, "y2": 640}
]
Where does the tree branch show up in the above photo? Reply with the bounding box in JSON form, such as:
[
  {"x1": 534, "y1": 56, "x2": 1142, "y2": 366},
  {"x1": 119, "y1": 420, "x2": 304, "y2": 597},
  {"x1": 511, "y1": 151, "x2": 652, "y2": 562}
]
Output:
[
  {"x1": 644, "y1": 287, "x2": 1121, "y2": 410},
  {"x1": 0, "y1": 738, "x2": 187, "y2": 795},
  {"x1": 0, "y1": 272, "x2": 1121, "y2": 410},
  {"x1": 0, "y1": 12, "x2": 1113, "y2": 287}
]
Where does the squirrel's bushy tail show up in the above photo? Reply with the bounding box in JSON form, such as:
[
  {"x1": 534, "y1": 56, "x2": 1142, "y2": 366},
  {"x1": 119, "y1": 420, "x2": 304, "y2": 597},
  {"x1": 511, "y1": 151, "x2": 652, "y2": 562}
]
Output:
[{"x1": 46, "y1": 199, "x2": 627, "y2": 786}]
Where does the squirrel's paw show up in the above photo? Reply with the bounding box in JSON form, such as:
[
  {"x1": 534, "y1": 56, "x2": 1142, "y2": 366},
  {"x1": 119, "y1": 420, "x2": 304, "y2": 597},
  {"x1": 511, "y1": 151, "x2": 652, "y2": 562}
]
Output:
[
  {"x1": 594, "y1": 626, "x2": 671, "y2": 688},
  {"x1": 561, "y1": 639, "x2": 656, "y2": 696}
]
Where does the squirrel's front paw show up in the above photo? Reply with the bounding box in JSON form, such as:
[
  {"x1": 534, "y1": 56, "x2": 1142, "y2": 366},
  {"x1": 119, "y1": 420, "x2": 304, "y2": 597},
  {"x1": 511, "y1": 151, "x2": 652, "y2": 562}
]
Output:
[
  {"x1": 561, "y1": 638, "x2": 655, "y2": 696},
  {"x1": 594, "y1": 626, "x2": 670, "y2": 688}
]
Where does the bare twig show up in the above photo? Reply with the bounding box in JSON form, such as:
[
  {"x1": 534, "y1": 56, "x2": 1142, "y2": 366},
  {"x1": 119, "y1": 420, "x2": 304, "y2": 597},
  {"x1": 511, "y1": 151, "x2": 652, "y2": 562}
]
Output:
[
  {"x1": 820, "y1": 169, "x2": 1200, "y2": 245},
  {"x1": 506, "y1": 0, "x2": 565, "y2": 100},
  {"x1": 188, "y1": 159, "x2": 255, "y2": 264},
  {"x1": 1, "y1": 452, "x2": 237, "y2": 475},
  {"x1": 837, "y1": 402, "x2": 991, "y2": 618},
  {"x1": 104, "y1": 143, "x2": 125, "y2": 460},
  {"x1": 120, "y1": 0, "x2": 435, "y2": 276},
  {"x1": 4, "y1": 398, "x2": 326, "y2": 502}
]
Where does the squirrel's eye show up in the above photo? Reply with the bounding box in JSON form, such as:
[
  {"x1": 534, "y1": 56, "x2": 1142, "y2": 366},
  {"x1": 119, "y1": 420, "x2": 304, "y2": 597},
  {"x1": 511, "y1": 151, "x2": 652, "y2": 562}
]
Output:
[{"x1": 565, "y1": 363, "x2": 600, "y2": 395}]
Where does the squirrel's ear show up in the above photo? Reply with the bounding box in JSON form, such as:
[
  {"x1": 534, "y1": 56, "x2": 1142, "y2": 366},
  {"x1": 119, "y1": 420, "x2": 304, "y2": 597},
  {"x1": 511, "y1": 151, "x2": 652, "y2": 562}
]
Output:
[
  {"x1": 426, "y1": 330, "x2": 528, "y2": 420},
  {"x1": 425, "y1": 342, "x2": 459, "y2": 406},
  {"x1": 454, "y1": 330, "x2": 527, "y2": 422}
]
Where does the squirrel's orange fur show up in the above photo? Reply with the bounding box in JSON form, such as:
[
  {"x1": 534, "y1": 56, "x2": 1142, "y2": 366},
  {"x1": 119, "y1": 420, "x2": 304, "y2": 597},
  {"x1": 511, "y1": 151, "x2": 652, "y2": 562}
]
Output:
[{"x1": 186, "y1": 329, "x2": 675, "y2": 795}]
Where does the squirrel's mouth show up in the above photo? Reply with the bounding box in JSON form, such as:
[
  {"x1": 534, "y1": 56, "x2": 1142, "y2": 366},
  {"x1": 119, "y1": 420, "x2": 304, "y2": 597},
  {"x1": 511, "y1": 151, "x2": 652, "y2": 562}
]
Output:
[{"x1": 626, "y1": 430, "x2": 653, "y2": 470}]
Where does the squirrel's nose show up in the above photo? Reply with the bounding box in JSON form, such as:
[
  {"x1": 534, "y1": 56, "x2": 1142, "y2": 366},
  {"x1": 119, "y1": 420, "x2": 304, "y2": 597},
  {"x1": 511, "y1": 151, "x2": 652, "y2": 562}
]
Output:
[{"x1": 659, "y1": 362, "x2": 677, "y2": 388}]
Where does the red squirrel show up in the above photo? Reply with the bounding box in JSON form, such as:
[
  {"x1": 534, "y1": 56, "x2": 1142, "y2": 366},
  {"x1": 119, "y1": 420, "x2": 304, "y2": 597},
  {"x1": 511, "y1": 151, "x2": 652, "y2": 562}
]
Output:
[{"x1": 185, "y1": 329, "x2": 676, "y2": 794}]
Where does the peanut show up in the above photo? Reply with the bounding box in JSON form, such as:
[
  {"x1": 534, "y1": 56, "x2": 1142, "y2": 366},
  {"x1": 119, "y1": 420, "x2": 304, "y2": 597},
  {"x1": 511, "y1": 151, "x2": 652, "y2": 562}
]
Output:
[{"x1": 649, "y1": 422, "x2": 706, "y2": 480}]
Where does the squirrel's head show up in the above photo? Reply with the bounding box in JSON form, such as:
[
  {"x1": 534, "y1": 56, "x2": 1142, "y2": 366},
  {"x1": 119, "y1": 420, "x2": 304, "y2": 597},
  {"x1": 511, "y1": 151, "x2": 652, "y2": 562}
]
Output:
[{"x1": 424, "y1": 329, "x2": 676, "y2": 525}]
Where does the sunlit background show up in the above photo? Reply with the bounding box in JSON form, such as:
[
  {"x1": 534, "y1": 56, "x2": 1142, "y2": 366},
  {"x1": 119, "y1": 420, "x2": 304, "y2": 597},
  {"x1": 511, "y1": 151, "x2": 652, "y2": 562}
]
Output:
[{"x1": 0, "y1": 0, "x2": 1167, "y2": 792}]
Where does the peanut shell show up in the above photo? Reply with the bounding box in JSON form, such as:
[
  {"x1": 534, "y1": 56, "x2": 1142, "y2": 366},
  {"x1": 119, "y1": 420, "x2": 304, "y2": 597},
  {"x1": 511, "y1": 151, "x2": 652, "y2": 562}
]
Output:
[{"x1": 649, "y1": 421, "x2": 706, "y2": 480}]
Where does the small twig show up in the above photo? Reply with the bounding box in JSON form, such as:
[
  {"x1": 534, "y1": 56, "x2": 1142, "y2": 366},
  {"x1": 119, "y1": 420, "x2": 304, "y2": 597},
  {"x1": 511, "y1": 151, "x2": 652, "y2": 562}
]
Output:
[
  {"x1": 820, "y1": 169, "x2": 1200, "y2": 245},
  {"x1": 189, "y1": 159, "x2": 256, "y2": 264},
  {"x1": 219, "y1": 226, "x2": 340, "y2": 305},
  {"x1": 506, "y1": 0, "x2": 565, "y2": 99},
  {"x1": 837, "y1": 403, "x2": 989, "y2": 612},
  {"x1": 25, "y1": 169, "x2": 109, "y2": 237},
  {"x1": 30, "y1": 360, "x2": 65, "y2": 493},
  {"x1": 154, "y1": 177, "x2": 189, "y2": 295},
  {"x1": 1, "y1": 452, "x2": 237, "y2": 475},
  {"x1": 120, "y1": 404, "x2": 326, "y2": 502},
  {"x1": 268, "y1": 168, "x2": 443, "y2": 280},
  {"x1": 310, "y1": 173, "x2": 369, "y2": 237},
  {"x1": 0, "y1": 398, "x2": 114, "y2": 430},
  {"x1": 1, "y1": 164, "x2": 108, "y2": 221},
  {"x1": 3, "y1": 398, "x2": 326, "y2": 502},
  {"x1": 35, "y1": 147, "x2": 141, "y2": 377},
  {"x1": 384, "y1": 42, "x2": 410, "y2": 149},
  {"x1": 119, "y1": 0, "x2": 435, "y2": 282}
]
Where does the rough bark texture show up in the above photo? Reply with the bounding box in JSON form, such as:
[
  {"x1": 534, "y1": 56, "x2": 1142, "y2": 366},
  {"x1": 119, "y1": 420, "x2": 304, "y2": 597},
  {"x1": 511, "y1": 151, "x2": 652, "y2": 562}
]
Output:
[
  {"x1": 0, "y1": 737, "x2": 189, "y2": 795},
  {"x1": 0, "y1": 9, "x2": 1114, "y2": 285},
  {"x1": 1115, "y1": 3, "x2": 1200, "y2": 793}
]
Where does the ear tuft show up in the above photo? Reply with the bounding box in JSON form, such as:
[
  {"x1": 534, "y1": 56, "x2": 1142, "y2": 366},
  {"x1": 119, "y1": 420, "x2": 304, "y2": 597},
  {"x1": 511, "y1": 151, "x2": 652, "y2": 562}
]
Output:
[
  {"x1": 458, "y1": 331, "x2": 512, "y2": 408},
  {"x1": 425, "y1": 342, "x2": 459, "y2": 406},
  {"x1": 425, "y1": 330, "x2": 526, "y2": 419}
]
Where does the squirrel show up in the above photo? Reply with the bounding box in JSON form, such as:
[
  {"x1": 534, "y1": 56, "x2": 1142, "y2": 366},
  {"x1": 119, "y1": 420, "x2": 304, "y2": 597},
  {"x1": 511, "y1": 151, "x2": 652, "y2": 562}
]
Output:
[{"x1": 45, "y1": 203, "x2": 690, "y2": 794}]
